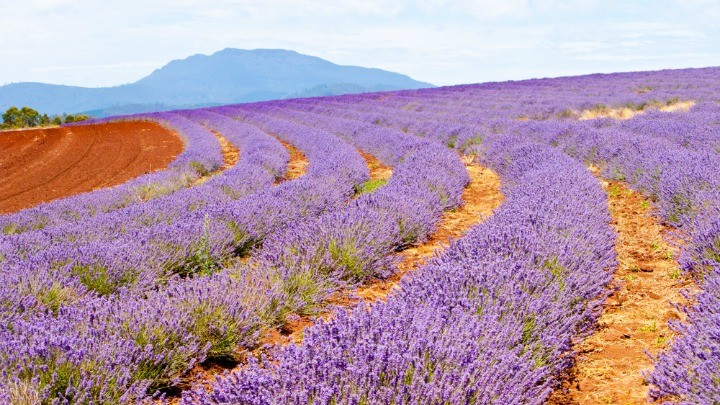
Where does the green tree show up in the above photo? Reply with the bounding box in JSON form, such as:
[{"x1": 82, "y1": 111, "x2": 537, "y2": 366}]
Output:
[
  {"x1": 2, "y1": 106, "x2": 23, "y2": 128},
  {"x1": 73, "y1": 114, "x2": 89, "y2": 123},
  {"x1": 64, "y1": 114, "x2": 89, "y2": 124},
  {"x1": 2, "y1": 106, "x2": 88, "y2": 129},
  {"x1": 20, "y1": 106, "x2": 41, "y2": 127},
  {"x1": 2, "y1": 106, "x2": 42, "y2": 128}
]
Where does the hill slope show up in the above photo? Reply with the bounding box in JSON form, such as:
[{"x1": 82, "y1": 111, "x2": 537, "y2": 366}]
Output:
[{"x1": 0, "y1": 49, "x2": 433, "y2": 117}]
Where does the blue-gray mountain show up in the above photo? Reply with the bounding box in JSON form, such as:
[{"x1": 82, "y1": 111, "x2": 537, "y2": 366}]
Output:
[{"x1": 0, "y1": 49, "x2": 433, "y2": 117}]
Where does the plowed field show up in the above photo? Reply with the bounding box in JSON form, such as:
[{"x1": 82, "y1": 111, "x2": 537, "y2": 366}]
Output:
[{"x1": 0, "y1": 121, "x2": 183, "y2": 214}]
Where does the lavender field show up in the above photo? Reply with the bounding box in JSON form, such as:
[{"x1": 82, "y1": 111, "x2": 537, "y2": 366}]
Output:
[{"x1": 2, "y1": 67, "x2": 720, "y2": 404}]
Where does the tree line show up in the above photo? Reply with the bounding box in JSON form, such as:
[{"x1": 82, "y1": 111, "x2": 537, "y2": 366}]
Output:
[{"x1": 1, "y1": 106, "x2": 89, "y2": 129}]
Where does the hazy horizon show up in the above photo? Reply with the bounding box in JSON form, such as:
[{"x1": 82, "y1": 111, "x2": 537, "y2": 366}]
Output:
[{"x1": 2, "y1": 0, "x2": 719, "y2": 88}]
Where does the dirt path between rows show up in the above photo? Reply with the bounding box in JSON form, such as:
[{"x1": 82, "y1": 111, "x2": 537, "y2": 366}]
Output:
[
  {"x1": 578, "y1": 100, "x2": 695, "y2": 121},
  {"x1": 216, "y1": 134, "x2": 240, "y2": 170},
  {"x1": 192, "y1": 130, "x2": 240, "y2": 186},
  {"x1": 358, "y1": 149, "x2": 393, "y2": 185},
  {"x1": 355, "y1": 157, "x2": 502, "y2": 303},
  {"x1": 276, "y1": 139, "x2": 308, "y2": 181},
  {"x1": 549, "y1": 169, "x2": 696, "y2": 404},
  {"x1": 0, "y1": 122, "x2": 183, "y2": 215}
]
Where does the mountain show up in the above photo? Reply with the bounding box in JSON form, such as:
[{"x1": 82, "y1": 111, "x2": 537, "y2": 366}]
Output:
[{"x1": 0, "y1": 49, "x2": 433, "y2": 117}]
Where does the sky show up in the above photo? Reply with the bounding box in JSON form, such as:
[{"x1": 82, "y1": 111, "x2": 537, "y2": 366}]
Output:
[{"x1": 2, "y1": 0, "x2": 719, "y2": 87}]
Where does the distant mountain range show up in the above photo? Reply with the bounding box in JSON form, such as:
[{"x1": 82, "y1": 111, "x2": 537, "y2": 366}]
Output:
[{"x1": 0, "y1": 49, "x2": 434, "y2": 117}]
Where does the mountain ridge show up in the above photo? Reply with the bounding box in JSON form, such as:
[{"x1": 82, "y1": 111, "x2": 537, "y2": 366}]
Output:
[{"x1": 0, "y1": 48, "x2": 433, "y2": 117}]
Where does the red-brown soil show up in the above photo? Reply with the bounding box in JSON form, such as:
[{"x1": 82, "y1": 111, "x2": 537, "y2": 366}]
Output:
[
  {"x1": 358, "y1": 149, "x2": 393, "y2": 183},
  {"x1": 549, "y1": 169, "x2": 696, "y2": 404},
  {"x1": 277, "y1": 139, "x2": 308, "y2": 181},
  {"x1": 193, "y1": 130, "x2": 240, "y2": 187},
  {"x1": 0, "y1": 122, "x2": 183, "y2": 214},
  {"x1": 215, "y1": 133, "x2": 240, "y2": 170}
]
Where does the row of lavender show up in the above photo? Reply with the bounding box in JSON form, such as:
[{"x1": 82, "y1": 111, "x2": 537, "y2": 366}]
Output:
[
  {"x1": 193, "y1": 105, "x2": 469, "y2": 341},
  {"x1": 364, "y1": 73, "x2": 720, "y2": 402},
  {"x1": 545, "y1": 119, "x2": 720, "y2": 402},
  {"x1": 0, "y1": 108, "x2": 372, "y2": 401},
  {"x1": 184, "y1": 134, "x2": 616, "y2": 403},
  {"x1": 202, "y1": 105, "x2": 468, "y2": 342},
  {"x1": 0, "y1": 96, "x2": 473, "y2": 401},
  {"x1": 192, "y1": 68, "x2": 720, "y2": 403},
  {"x1": 0, "y1": 111, "x2": 288, "y2": 316},
  {"x1": 288, "y1": 70, "x2": 720, "y2": 402}
]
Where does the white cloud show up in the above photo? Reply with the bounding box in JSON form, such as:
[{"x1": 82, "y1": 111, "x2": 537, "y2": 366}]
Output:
[
  {"x1": 0, "y1": 0, "x2": 717, "y2": 87},
  {"x1": 560, "y1": 41, "x2": 609, "y2": 53},
  {"x1": 575, "y1": 51, "x2": 717, "y2": 62},
  {"x1": 447, "y1": 0, "x2": 532, "y2": 19}
]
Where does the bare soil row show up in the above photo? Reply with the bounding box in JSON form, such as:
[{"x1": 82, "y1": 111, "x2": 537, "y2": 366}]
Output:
[
  {"x1": 549, "y1": 169, "x2": 696, "y2": 404},
  {"x1": 0, "y1": 122, "x2": 183, "y2": 214}
]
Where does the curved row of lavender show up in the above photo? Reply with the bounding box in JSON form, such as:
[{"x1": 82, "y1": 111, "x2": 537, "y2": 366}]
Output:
[
  {"x1": 541, "y1": 119, "x2": 720, "y2": 402},
  {"x1": 186, "y1": 67, "x2": 720, "y2": 402},
  {"x1": 0, "y1": 95, "x2": 472, "y2": 401},
  {"x1": 183, "y1": 135, "x2": 615, "y2": 404},
  {"x1": 300, "y1": 70, "x2": 720, "y2": 402},
  {"x1": 0, "y1": 113, "x2": 224, "y2": 234},
  {"x1": 361, "y1": 72, "x2": 720, "y2": 402},
  {"x1": 0, "y1": 112, "x2": 288, "y2": 313},
  {"x1": 214, "y1": 105, "x2": 469, "y2": 318},
  {"x1": 0, "y1": 108, "x2": 382, "y2": 401}
]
